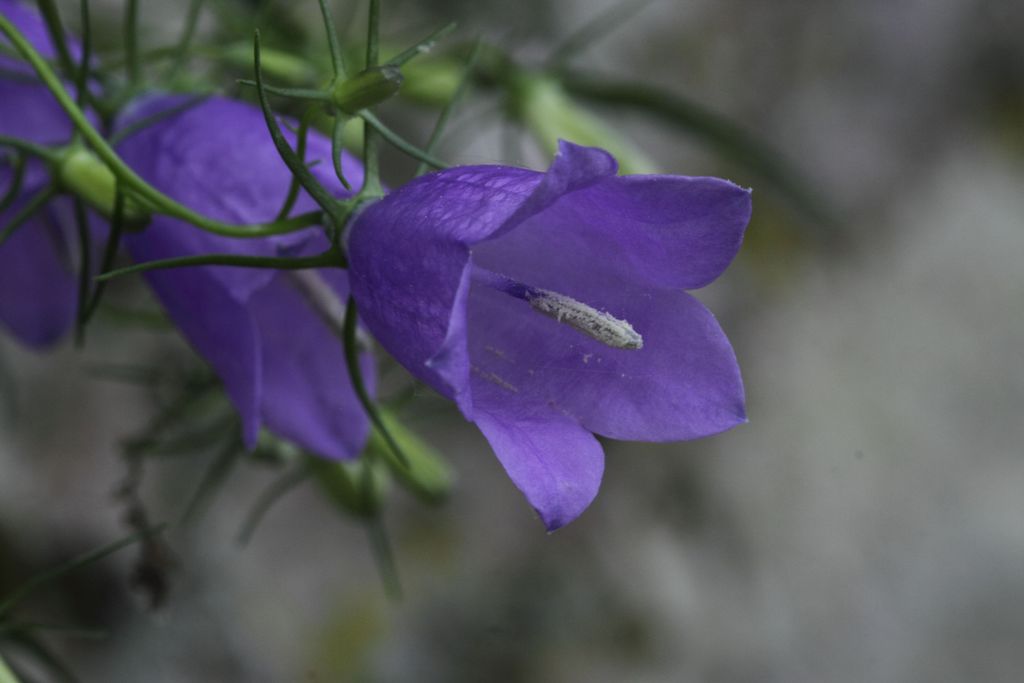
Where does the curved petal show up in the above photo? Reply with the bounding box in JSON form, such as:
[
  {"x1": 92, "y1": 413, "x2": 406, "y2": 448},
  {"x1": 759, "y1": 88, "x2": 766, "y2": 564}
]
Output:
[
  {"x1": 117, "y1": 96, "x2": 362, "y2": 301},
  {"x1": 0, "y1": 199, "x2": 76, "y2": 348},
  {"x1": 475, "y1": 174, "x2": 751, "y2": 294},
  {"x1": 0, "y1": 80, "x2": 76, "y2": 145},
  {"x1": 467, "y1": 280, "x2": 746, "y2": 441},
  {"x1": 348, "y1": 165, "x2": 542, "y2": 400},
  {"x1": 136, "y1": 260, "x2": 263, "y2": 447},
  {"x1": 474, "y1": 407, "x2": 604, "y2": 531},
  {"x1": 249, "y1": 270, "x2": 372, "y2": 460}
]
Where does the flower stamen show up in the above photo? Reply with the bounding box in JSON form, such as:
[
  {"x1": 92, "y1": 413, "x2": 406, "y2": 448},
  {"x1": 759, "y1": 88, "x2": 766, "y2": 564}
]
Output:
[{"x1": 471, "y1": 265, "x2": 643, "y2": 350}]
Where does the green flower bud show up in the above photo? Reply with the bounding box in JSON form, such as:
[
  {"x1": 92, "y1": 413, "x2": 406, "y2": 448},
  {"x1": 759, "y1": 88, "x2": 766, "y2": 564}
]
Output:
[
  {"x1": 332, "y1": 65, "x2": 404, "y2": 114},
  {"x1": 58, "y1": 146, "x2": 147, "y2": 222}
]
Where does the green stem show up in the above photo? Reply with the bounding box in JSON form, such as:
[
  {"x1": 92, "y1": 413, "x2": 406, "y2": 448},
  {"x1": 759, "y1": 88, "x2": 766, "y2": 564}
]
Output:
[
  {"x1": 72, "y1": 197, "x2": 92, "y2": 347},
  {"x1": 0, "y1": 14, "x2": 323, "y2": 238},
  {"x1": 95, "y1": 250, "x2": 343, "y2": 282},
  {"x1": 360, "y1": 110, "x2": 448, "y2": 170},
  {"x1": 83, "y1": 184, "x2": 125, "y2": 323},
  {"x1": 365, "y1": 0, "x2": 381, "y2": 68},
  {"x1": 273, "y1": 112, "x2": 311, "y2": 221},
  {"x1": 387, "y1": 22, "x2": 457, "y2": 67},
  {"x1": 0, "y1": 153, "x2": 26, "y2": 213},
  {"x1": 317, "y1": 0, "x2": 346, "y2": 79},
  {"x1": 416, "y1": 40, "x2": 481, "y2": 176},
  {"x1": 0, "y1": 135, "x2": 60, "y2": 162},
  {"x1": 343, "y1": 296, "x2": 409, "y2": 468},
  {"x1": 165, "y1": 0, "x2": 205, "y2": 82},
  {"x1": 0, "y1": 184, "x2": 56, "y2": 249},
  {"x1": 236, "y1": 80, "x2": 330, "y2": 102},
  {"x1": 0, "y1": 525, "x2": 166, "y2": 616},
  {"x1": 35, "y1": 0, "x2": 77, "y2": 81},
  {"x1": 124, "y1": 0, "x2": 140, "y2": 86},
  {"x1": 75, "y1": 0, "x2": 92, "y2": 108}
]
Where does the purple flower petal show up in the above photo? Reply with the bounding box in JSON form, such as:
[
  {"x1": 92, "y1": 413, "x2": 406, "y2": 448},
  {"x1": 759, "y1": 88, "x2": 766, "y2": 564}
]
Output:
[
  {"x1": 116, "y1": 95, "x2": 373, "y2": 459},
  {"x1": 0, "y1": 199, "x2": 77, "y2": 347},
  {"x1": 474, "y1": 407, "x2": 604, "y2": 531},
  {"x1": 250, "y1": 270, "x2": 373, "y2": 460},
  {"x1": 0, "y1": 2, "x2": 87, "y2": 349},
  {"x1": 467, "y1": 282, "x2": 745, "y2": 441},
  {"x1": 349, "y1": 141, "x2": 750, "y2": 527}
]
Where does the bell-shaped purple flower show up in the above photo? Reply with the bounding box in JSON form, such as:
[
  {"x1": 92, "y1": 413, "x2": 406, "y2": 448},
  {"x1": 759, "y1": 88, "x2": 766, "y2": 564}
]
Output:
[
  {"x1": 348, "y1": 142, "x2": 750, "y2": 529},
  {"x1": 116, "y1": 95, "x2": 372, "y2": 460},
  {"x1": 0, "y1": 0, "x2": 85, "y2": 347}
]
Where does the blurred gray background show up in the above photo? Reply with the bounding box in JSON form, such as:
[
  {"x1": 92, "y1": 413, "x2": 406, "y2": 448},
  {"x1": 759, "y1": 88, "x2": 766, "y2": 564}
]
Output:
[{"x1": 1, "y1": 0, "x2": 1023, "y2": 681}]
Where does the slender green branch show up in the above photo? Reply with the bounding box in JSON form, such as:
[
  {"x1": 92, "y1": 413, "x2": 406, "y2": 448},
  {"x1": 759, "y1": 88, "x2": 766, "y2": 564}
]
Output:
[
  {"x1": 0, "y1": 184, "x2": 56, "y2": 248},
  {"x1": 124, "y1": 0, "x2": 140, "y2": 86},
  {"x1": 0, "y1": 153, "x2": 26, "y2": 213},
  {"x1": 417, "y1": 40, "x2": 481, "y2": 175},
  {"x1": 365, "y1": 0, "x2": 381, "y2": 67},
  {"x1": 165, "y1": 0, "x2": 205, "y2": 82},
  {"x1": 331, "y1": 115, "x2": 351, "y2": 190},
  {"x1": 253, "y1": 30, "x2": 349, "y2": 227},
  {"x1": 387, "y1": 22, "x2": 457, "y2": 68},
  {"x1": 343, "y1": 296, "x2": 409, "y2": 468},
  {"x1": 0, "y1": 525, "x2": 166, "y2": 616},
  {"x1": 0, "y1": 15, "x2": 324, "y2": 238},
  {"x1": 95, "y1": 250, "x2": 342, "y2": 282},
  {"x1": 108, "y1": 93, "x2": 211, "y2": 146},
  {"x1": 75, "y1": 0, "x2": 92, "y2": 107},
  {"x1": 235, "y1": 80, "x2": 330, "y2": 102},
  {"x1": 237, "y1": 467, "x2": 309, "y2": 545},
  {"x1": 35, "y1": 0, "x2": 77, "y2": 80},
  {"x1": 317, "y1": 0, "x2": 346, "y2": 79},
  {"x1": 273, "y1": 112, "x2": 310, "y2": 221},
  {"x1": 545, "y1": 0, "x2": 655, "y2": 68},
  {"x1": 0, "y1": 134, "x2": 60, "y2": 161},
  {"x1": 72, "y1": 198, "x2": 92, "y2": 347},
  {"x1": 83, "y1": 183, "x2": 125, "y2": 323},
  {"x1": 360, "y1": 110, "x2": 448, "y2": 170}
]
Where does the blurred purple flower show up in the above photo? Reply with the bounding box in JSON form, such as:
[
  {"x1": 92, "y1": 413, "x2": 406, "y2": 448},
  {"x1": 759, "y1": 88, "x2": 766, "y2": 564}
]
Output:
[
  {"x1": 0, "y1": 0, "x2": 87, "y2": 347},
  {"x1": 116, "y1": 95, "x2": 372, "y2": 460},
  {"x1": 348, "y1": 141, "x2": 750, "y2": 529}
]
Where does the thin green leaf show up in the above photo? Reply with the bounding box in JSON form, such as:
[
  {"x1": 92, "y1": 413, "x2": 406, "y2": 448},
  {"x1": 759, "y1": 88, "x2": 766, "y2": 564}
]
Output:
[
  {"x1": 331, "y1": 115, "x2": 352, "y2": 190},
  {"x1": 235, "y1": 79, "x2": 330, "y2": 102},
  {"x1": 108, "y1": 93, "x2": 211, "y2": 146},
  {"x1": 343, "y1": 297, "x2": 409, "y2": 469},
  {"x1": 360, "y1": 110, "x2": 448, "y2": 170},
  {"x1": 0, "y1": 153, "x2": 26, "y2": 213},
  {"x1": 164, "y1": 0, "x2": 205, "y2": 82},
  {"x1": 417, "y1": 40, "x2": 481, "y2": 176},
  {"x1": 72, "y1": 198, "x2": 92, "y2": 347},
  {"x1": 75, "y1": 0, "x2": 91, "y2": 107},
  {"x1": 387, "y1": 22, "x2": 457, "y2": 68},
  {"x1": 365, "y1": 0, "x2": 381, "y2": 67},
  {"x1": 34, "y1": 0, "x2": 77, "y2": 81},
  {"x1": 252, "y1": 30, "x2": 347, "y2": 226},
  {"x1": 82, "y1": 183, "x2": 125, "y2": 324},
  {"x1": 124, "y1": 0, "x2": 140, "y2": 86},
  {"x1": 0, "y1": 525, "x2": 166, "y2": 616},
  {"x1": 0, "y1": 184, "x2": 56, "y2": 249},
  {"x1": 274, "y1": 112, "x2": 311, "y2": 221},
  {"x1": 178, "y1": 438, "x2": 243, "y2": 527},
  {"x1": 237, "y1": 467, "x2": 309, "y2": 545},
  {"x1": 317, "y1": 0, "x2": 346, "y2": 78}
]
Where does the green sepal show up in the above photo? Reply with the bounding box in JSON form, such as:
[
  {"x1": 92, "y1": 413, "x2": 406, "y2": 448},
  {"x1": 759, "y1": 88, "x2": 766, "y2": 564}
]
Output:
[
  {"x1": 368, "y1": 406, "x2": 453, "y2": 504},
  {"x1": 332, "y1": 65, "x2": 404, "y2": 114},
  {"x1": 307, "y1": 454, "x2": 389, "y2": 519}
]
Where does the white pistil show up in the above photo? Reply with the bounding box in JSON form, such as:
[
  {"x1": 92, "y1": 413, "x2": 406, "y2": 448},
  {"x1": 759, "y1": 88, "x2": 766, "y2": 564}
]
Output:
[{"x1": 525, "y1": 288, "x2": 643, "y2": 350}]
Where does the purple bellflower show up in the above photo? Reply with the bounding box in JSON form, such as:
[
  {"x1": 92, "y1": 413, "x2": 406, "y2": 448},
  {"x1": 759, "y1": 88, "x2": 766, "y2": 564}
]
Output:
[
  {"x1": 116, "y1": 95, "x2": 373, "y2": 460},
  {"x1": 348, "y1": 142, "x2": 750, "y2": 529},
  {"x1": 0, "y1": 0, "x2": 88, "y2": 347}
]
